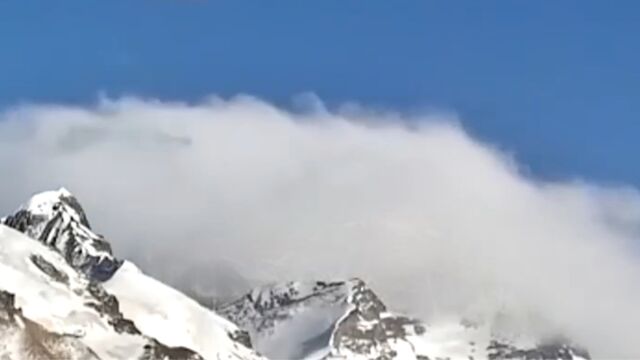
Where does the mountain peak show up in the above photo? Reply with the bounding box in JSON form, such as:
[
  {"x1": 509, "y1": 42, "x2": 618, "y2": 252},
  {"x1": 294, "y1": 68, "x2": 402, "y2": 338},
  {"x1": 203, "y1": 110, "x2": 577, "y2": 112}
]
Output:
[
  {"x1": 0, "y1": 191, "x2": 262, "y2": 360},
  {"x1": 217, "y1": 279, "x2": 590, "y2": 360},
  {"x1": 0, "y1": 190, "x2": 592, "y2": 359},
  {"x1": 2, "y1": 189, "x2": 120, "y2": 281}
]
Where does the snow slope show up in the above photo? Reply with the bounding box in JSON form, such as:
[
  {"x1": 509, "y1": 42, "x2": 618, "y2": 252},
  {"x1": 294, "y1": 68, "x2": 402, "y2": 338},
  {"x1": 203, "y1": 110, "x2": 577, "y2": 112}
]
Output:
[
  {"x1": 0, "y1": 189, "x2": 261, "y2": 360},
  {"x1": 104, "y1": 260, "x2": 257, "y2": 360},
  {"x1": 0, "y1": 224, "x2": 148, "y2": 359}
]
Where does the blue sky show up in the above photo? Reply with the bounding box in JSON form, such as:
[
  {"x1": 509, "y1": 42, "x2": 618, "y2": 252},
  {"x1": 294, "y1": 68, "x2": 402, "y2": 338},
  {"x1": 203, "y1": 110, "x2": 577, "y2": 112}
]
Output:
[{"x1": 1, "y1": 1, "x2": 639, "y2": 186}]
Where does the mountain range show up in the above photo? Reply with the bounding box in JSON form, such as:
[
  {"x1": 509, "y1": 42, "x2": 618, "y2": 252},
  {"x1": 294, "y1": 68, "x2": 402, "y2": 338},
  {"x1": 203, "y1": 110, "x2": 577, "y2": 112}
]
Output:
[{"x1": 0, "y1": 189, "x2": 590, "y2": 360}]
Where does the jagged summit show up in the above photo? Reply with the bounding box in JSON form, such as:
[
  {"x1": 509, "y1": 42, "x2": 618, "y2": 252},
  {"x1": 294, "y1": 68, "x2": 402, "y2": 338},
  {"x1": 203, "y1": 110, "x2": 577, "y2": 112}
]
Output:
[
  {"x1": 217, "y1": 279, "x2": 432, "y2": 359},
  {"x1": 2, "y1": 188, "x2": 120, "y2": 281},
  {"x1": 0, "y1": 190, "x2": 262, "y2": 360},
  {"x1": 0, "y1": 225, "x2": 204, "y2": 359},
  {"x1": 218, "y1": 279, "x2": 590, "y2": 360}
]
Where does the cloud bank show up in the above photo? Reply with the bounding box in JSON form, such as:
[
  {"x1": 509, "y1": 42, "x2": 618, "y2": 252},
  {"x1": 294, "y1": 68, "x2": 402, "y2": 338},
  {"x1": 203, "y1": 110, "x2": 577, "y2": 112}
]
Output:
[{"x1": 0, "y1": 96, "x2": 639, "y2": 357}]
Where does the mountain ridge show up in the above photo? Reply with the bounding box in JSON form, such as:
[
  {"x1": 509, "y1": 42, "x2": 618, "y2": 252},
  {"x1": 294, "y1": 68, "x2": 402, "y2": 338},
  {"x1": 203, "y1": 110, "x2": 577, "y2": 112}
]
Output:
[
  {"x1": 0, "y1": 189, "x2": 590, "y2": 360},
  {"x1": 0, "y1": 189, "x2": 261, "y2": 360}
]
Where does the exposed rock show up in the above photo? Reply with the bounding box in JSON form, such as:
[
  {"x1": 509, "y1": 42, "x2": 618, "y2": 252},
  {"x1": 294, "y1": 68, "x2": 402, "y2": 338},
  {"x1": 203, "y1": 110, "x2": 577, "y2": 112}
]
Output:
[
  {"x1": 1, "y1": 190, "x2": 261, "y2": 360},
  {"x1": 0, "y1": 289, "x2": 98, "y2": 360},
  {"x1": 85, "y1": 281, "x2": 140, "y2": 335},
  {"x1": 2, "y1": 189, "x2": 121, "y2": 281},
  {"x1": 487, "y1": 339, "x2": 591, "y2": 360},
  {"x1": 218, "y1": 279, "x2": 589, "y2": 360},
  {"x1": 140, "y1": 340, "x2": 203, "y2": 360},
  {"x1": 29, "y1": 254, "x2": 69, "y2": 285}
]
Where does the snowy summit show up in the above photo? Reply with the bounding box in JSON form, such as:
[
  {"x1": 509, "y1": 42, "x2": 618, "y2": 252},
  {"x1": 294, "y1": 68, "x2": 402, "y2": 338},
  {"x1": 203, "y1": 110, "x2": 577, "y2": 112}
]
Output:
[{"x1": 0, "y1": 189, "x2": 589, "y2": 360}]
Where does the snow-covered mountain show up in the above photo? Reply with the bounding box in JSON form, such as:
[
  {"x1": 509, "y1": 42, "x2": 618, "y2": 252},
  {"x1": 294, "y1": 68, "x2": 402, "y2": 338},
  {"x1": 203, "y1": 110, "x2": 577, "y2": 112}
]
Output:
[
  {"x1": 217, "y1": 280, "x2": 590, "y2": 360},
  {"x1": 2, "y1": 189, "x2": 121, "y2": 281},
  {"x1": 0, "y1": 189, "x2": 590, "y2": 359},
  {"x1": 0, "y1": 189, "x2": 260, "y2": 360}
]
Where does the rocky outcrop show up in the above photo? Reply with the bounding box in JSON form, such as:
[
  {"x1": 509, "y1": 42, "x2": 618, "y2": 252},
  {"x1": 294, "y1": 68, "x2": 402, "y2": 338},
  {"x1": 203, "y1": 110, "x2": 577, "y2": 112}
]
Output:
[
  {"x1": 487, "y1": 339, "x2": 590, "y2": 360},
  {"x1": 2, "y1": 189, "x2": 121, "y2": 281},
  {"x1": 218, "y1": 279, "x2": 590, "y2": 360},
  {"x1": 329, "y1": 280, "x2": 427, "y2": 359}
]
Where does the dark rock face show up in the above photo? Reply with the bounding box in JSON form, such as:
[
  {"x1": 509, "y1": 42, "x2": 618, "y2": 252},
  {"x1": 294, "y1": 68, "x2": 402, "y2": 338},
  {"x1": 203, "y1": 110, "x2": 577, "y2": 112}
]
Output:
[
  {"x1": 2, "y1": 210, "x2": 33, "y2": 234},
  {"x1": 2, "y1": 190, "x2": 122, "y2": 282},
  {"x1": 229, "y1": 329, "x2": 253, "y2": 349},
  {"x1": 218, "y1": 279, "x2": 429, "y2": 359},
  {"x1": 29, "y1": 254, "x2": 69, "y2": 285},
  {"x1": 0, "y1": 291, "x2": 18, "y2": 321},
  {"x1": 487, "y1": 340, "x2": 591, "y2": 360},
  {"x1": 140, "y1": 340, "x2": 203, "y2": 360},
  {"x1": 58, "y1": 194, "x2": 92, "y2": 228},
  {"x1": 85, "y1": 281, "x2": 139, "y2": 335},
  {"x1": 218, "y1": 280, "x2": 351, "y2": 337},
  {"x1": 331, "y1": 280, "x2": 426, "y2": 360}
]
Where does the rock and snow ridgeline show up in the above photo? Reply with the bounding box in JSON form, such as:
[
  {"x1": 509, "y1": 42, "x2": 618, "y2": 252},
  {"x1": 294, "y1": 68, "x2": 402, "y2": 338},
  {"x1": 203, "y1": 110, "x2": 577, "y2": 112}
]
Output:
[
  {"x1": 1, "y1": 189, "x2": 121, "y2": 281},
  {"x1": 0, "y1": 189, "x2": 590, "y2": 360},
  {"x1": 216, "y1": 279, "x2": 589, "y2": 360},
  {"x1": 0, "y1": 189, "x2": 260, "y2": 360}
]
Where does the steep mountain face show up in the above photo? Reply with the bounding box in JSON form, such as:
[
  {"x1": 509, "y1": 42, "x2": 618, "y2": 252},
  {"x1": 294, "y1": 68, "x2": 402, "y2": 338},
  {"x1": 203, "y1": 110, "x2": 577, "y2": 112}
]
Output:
[
  {"x1": 0, "y1": 189, "x2": 261, "y2": 360},
  {"x1": 218, "y1": 280, "x2": 590, "y2": 360},
  {"x1": 0, "y1": 189, "x2": 591, "y2": 360},
  {"x1": 1, "y1": 189, "x2": 121, "y2": 281},
  {"x1": 0, "y1": 225, "x2": 202, "y2": 360}
]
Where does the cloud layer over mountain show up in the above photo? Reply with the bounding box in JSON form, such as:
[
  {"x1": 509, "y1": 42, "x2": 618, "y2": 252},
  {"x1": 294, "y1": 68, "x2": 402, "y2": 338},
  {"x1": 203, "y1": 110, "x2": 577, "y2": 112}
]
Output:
[{"x1": 1, "y1": 96, "x2": 639, "y2": 357}]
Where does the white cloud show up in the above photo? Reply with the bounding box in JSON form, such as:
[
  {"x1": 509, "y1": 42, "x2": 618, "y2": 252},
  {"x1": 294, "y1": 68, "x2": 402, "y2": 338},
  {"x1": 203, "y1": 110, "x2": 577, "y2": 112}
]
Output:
[{"x1": 0, "y1": 96, "x2": 639, "y2": 357}]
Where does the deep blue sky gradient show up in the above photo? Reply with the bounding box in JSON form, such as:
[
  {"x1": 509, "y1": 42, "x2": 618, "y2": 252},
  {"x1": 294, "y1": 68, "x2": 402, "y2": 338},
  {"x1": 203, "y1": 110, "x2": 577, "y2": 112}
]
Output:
[{"x1": 1, "y1": 1, "x2": 639, "y2": 186}]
